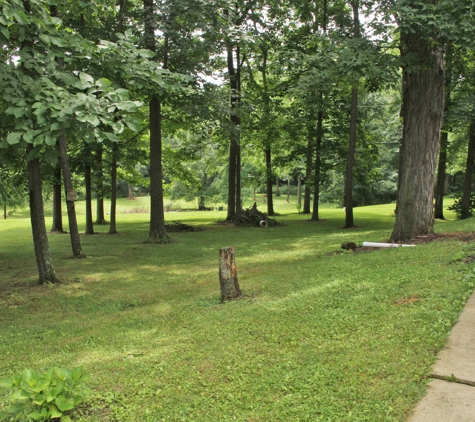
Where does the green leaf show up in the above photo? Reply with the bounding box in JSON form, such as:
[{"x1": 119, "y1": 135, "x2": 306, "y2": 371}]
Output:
[
  {"x1": 96, "y1": 78, "x2": 112, "y2": 89},
  {"x1": 61, "y1": 415, "x2": 72, "y2": 422},
  {"x1": 7, "y1": 402, "x2": 27, "y2": 415},
  {"x1": 49, "y1": 405, "x2": 62, "y2": 418},
  {"x1": 105, "y1": 132, "x2": 120, "y2": 142},
  {"x1": 86, "y1": 115, "x2": 100, "y2": 127},
  {"x1": 55, "y1": 395, "x2": 74, "y2": 412},
  {"x1": 28, "y1": 410, "x2": 44, "y2": 420},
  {"x1": 79, "y1": 72, "x2": 94, "y2": 85},
  {"x1": 124, "y1": 117, "x2": 143, "y2": 132},
  {"x1": 14, "y1": 107, "x2": 24, "y2": 118},
  {"x1": 7, "y1": 132, "x2": 22, "y2": 145},
  {"x1": 0, "y1": 26, "x2": 9, "y2": 39},
  {"x1": 0, "y1": 377, "x2": 13, "y2": 388},
  {"x1": 45, "y1": 134, "x2": 57, "y2": 146}
]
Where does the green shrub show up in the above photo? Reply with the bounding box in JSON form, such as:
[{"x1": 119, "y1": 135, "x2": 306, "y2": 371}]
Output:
[
  {"x1": 447, "y1": 194, "x2": 475, "y2": 219},
  {"x1": 0, "y1": 366, "x2": 90, "y2": 422}
]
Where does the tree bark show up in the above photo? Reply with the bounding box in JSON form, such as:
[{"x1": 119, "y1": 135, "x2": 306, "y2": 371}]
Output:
[
  {"x1": 343, "y1": 2, "x2": 360, "y2": 229},
  {"x1": 219, "y1": 246, "x2": 241, "y2": 302},
  {"x1": 144, "y1": 0, "x2": 169, "y2": 243},
  {"x1": 434, "y1": 131, "x2": 448, "y2": 219},
  {"x1": 50, "y1": 164, "x2": 64, "y2": 233},
  {"x1": 264, "y1": 147, "x2": 274, "y2": 216},
  {"x1": 434, "y1": 56, "x2": 451, "y2": 220},
  {"x1": 311, "y1": 106, "x2": 323, "y2": 221},
  {"x1": 85, "y1": 164, "x2": 94, "y2": 235},
  {"x1": 344, "y1": 85, "x2": 358, "y2": 228},
  {"x1": 303, "y1": 136, "x2": 312, "y2": 214},
  {"x1": 390, "y1": 34, "x2": 444, "y2": 242},
  {"x1": 27, "y1": 145, "x2": 60, "y2": 284},
  {"x1": 58, "y1": 134, "x2": 85, "y2": 257},
  {"x1": 460, "y1": 122, "x2": 475, "y2": 219},
  {"x1": 297, "y1": 174, "x2": 302, "y2": 210},
  {"x1": 95, "y1": 146, "x2": 107, "y2": 225},
  {"x1": 109, "y1": 142, "x2": 119, "y2": 234}
]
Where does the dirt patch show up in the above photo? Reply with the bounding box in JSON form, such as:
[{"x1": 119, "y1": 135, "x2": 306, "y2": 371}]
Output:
[{"x1": 394, "y1": 296, "x2": 419, "y2": 306}]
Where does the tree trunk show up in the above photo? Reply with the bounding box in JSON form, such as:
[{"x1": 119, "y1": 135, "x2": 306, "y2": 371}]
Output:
[
  {"x1": 303, "y1": 136, "x2": 312, "y2": 214},
  {"x1": 460, "y1": 122, "x2": 475, "y2": 219},
  {"x1": 109, "y1": 142, "x2": 119, "y2": 234},
  {"x1": 85, "y1": 164, "x2": 94, "y2": 235},
  {"x1": 275, "y1": 175, "x2": 280, "y2": 196},
  {"x1": 434, "y1": 56, "x2": 451, "y2": 220},
  {"x1": 265, "y1": 146, "x2": 274, "y2": 215},
  {"x1": 144, "y1": 0, "x2": 169, "y2": 243},
  {"x1": 390, "y1": 35, "x2": 444, "y2": 242},
  {"x1": 343, "y1": 3, "x2": 360, "y2": 229},
  {"x1": 226, "y1": 42, "x2": 241, "y2": 222},
  {"x1": 344, "y1": 85, "x2": 358, "y2": 228},
  {"x1": 219, "y1": 246, "x2": 241, "y2": 302},
  {"x1": 3, "y1": 203, "x2": 6, "y2": 220},
  {"x1": 95, "y1": 146, "x2": 107, "y2": 225},
  {"x1": 297, "y1": 174, "x2": 302, "y2": 210},
  {"x1": 312, "y1": 106, "x2": 323, "y2": 221},
  {"x1": 50, "y1": 165, "x2": 64, "y2": 233},
  {"x1": 128, "y1": 184, "x2": 133, "y2": 199},
  {"x1": 58, "y1": 133, "x2": 85, "y2": 258},
  {"x1": 434, "y1": 131, "x2": 448, "y2": 220},
  {"x1": 286, "y1": 176, "x2": 291, "y2": 202},
  {"x1": 27, "y1": 146, "x2": 60, "y2": 284}
]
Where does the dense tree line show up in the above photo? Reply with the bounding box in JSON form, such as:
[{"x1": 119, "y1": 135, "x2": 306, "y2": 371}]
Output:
[{"x1": 1, "y1": 0, "x2": 475, "y2": 283}]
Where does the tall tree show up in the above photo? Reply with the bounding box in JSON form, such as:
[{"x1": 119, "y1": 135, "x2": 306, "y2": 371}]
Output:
[
  {"x1": 143, "y1": 0, "x2": 169, "y2": 242},
  {"x1": 390, "y1": 1, "x2": 445, "y2": 242}
]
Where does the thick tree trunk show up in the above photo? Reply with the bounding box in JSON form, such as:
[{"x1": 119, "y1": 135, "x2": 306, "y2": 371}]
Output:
[
  {"x1": 226, "y1": 42, "x2": 241, "y2": 222},
  {"x1": 460, "y1": 122, "x2": 475, "y2": 219},
  {"x1": 128, "y1": 184, "x2": 133, "y2": 199},
  {"x1": 58, "y1": 134, "x2": 85, "y2": 258},
  {"x1": 109, "y1": 143, "x2": 118, "y2": 234},
  {"x1": 3, "y1": 203, "x2": 6, "y2": 220},
  {"x1": 219, "y1": 246, "x2": 241, "y2": 302},
  {"x1": 390, "y1": 35, "x2": 444, "y2": 242},
  {"x1": 144, "y1": 0, "x2": 169, "y2": 243},
  {"x1": 27, "y1": 146, "x2": 60, "y2": 284},
  {"x1": 85, "y1": 164, "x2": 94, "y2": 235},
  {"x1": 95, "y1": 146, "x2": 107, "y2": 225},
  {"x1": 434, "y1": 131, "x2": 448, "y2": 219},
  {"x1": 344, "y1": 85, "x2": 358, "y2": 228},
  {"x1": 50, "y1": 165, "x2": 64, "y2": 233},
  {"x1": 147, "y1": 96, "x2": 169, "y2": 242},
  {"x1": 265, "y1": 146, "x2": 274, "y2": 215}
]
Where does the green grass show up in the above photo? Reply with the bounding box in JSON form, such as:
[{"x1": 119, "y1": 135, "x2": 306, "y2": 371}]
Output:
[{"x1": 0, "y1": 196, "x2": 474, "y2": 421}]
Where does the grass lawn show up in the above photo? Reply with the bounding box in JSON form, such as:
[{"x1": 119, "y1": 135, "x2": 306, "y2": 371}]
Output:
[{"x1": 1, "y1": 196, "x2": 474, "y2": 421}]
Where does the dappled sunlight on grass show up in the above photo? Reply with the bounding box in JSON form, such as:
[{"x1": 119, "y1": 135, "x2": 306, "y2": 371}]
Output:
[{"x1": 1, "y1": 197, "x2": 475, "y2": 420}]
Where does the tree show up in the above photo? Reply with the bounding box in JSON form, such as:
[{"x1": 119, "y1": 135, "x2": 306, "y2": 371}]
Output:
[{"x1": 390, "y1": 1, "x2": 445, "y2": 242}]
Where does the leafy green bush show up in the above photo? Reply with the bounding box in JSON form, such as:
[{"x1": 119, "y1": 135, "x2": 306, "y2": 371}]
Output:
[
  {"x1": 0, "y1": 366, "x2": 90, "y2": 422},
  {"x1": 447, "y1": 194, "x2": 475, "y2": 219}
]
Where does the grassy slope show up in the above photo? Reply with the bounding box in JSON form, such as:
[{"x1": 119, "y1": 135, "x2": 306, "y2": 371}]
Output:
[{"x1": 0, "y1": 197, "x2": 474, "y2": 421}]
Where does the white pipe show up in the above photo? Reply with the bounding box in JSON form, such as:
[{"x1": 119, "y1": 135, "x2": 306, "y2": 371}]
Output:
[
  {"x1": 362, "y1": 242, "x2": 415, "y2": 248},
  {"x1": 259, "y1": 220, "x2": 268, "y2": 228}
]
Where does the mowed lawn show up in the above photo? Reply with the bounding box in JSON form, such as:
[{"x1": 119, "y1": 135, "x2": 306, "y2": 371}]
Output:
[{"x1": 1, "y1": 197, "x2": 474, "y2": 421}]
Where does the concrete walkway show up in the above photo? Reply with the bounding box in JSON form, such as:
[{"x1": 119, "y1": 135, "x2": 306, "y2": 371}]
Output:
[{"x1": 409, "y1": 291, "x2": 475, "y2": 421}]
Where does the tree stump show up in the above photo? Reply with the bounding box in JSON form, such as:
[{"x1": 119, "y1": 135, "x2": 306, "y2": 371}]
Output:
[{"x1": 219, "y1": 247, "x2": 241, "y2": 302}]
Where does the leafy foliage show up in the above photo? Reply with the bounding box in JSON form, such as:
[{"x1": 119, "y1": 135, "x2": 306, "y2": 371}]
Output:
[{"x1": 0, "y1": 366, "x2": 90, "y2": 422}]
